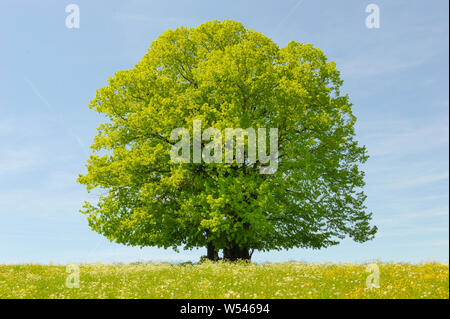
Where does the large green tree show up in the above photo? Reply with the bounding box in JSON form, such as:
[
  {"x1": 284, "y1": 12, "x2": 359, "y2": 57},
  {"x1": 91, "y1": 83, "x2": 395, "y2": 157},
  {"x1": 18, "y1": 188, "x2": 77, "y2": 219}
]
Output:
[{"x1": 78, "y1": 20, "x2": 377, "y2": 261}]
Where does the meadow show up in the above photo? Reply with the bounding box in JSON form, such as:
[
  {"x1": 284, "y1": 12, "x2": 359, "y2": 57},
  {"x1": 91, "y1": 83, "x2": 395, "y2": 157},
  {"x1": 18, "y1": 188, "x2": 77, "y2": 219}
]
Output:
[{"x1": 0, "y1": 261, "x2": 448, "y2": 299}]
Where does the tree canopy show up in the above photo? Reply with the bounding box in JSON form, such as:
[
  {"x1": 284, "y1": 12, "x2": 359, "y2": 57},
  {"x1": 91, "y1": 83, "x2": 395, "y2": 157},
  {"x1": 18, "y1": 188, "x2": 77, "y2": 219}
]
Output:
[{"x1": 78, "y1": 20, "x2": 377, "y2": 261}]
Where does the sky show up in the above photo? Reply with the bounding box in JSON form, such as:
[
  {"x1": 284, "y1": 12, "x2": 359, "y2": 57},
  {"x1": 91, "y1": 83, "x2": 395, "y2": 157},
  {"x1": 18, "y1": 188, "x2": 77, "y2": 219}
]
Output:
[{"x1": 0, "y1": 0, "x2": 448, "y2": 264}]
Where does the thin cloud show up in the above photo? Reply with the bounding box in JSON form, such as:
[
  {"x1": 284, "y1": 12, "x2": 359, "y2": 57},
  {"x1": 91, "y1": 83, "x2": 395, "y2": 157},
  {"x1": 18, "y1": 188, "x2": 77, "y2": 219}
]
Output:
[
  {"x1": 115, "y1": 12, "x2": 192, "y2": 26},
  {"x1": 376, "y1": 206, "x2": 449, "y2": 226},
  {"x1": 339, "y1": 19, "x2": 448, "y2": 78},
  {"x1": 388, "y1": 171, "x2": 449, "y2": 189},
  {"x1": 0, "y1": 147, "x2": 42, "y2": 176},
  {"x1": 377, "y1": 225, "x2": 449, "y2": 237},
  {"x1": 274, "y1": 0, "x2": 306, "y2": 32},
  {"x1": 360, "y1": 117, "x2": 449, "y2": 157},
  {"x1": 24, "y1": 76, "x2": 88, "y2": 156},
  {"x1": 391, "y1": 240, "x2": 449, "y2": 248}
]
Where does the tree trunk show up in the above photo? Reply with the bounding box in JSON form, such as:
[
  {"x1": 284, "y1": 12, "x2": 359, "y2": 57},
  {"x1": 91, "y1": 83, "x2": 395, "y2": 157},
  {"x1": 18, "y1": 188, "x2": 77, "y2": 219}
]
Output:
[
  {"x1": 223, "y1": 245, "x2": 251, "y2": 261},
  {"x1": 206, "y1": 242, "x2": 219, "y2": 261}
]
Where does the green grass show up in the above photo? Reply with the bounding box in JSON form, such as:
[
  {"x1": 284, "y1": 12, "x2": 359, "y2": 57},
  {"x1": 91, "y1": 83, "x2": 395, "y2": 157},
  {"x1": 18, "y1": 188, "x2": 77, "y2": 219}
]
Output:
[{"x1": 0, "y1": 261, "x2": 448, "y2": 299}]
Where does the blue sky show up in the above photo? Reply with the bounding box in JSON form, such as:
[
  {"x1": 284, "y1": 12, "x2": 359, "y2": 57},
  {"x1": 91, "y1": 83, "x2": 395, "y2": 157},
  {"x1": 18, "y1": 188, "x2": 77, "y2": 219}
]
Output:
[{"x1": 0, "y1": 0, "x2": 448, "y2": 264}]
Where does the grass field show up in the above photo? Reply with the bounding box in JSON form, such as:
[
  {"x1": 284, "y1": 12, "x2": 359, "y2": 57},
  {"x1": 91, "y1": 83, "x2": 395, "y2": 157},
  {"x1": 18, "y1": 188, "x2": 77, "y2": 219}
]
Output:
[{"x1": 0, "y1": 261, "x2": 448, "y2": 299}]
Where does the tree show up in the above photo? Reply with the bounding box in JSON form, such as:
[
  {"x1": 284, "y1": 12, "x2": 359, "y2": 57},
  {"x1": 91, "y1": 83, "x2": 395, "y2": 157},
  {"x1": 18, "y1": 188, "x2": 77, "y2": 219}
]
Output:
[{"x1": 78, "y1": 20, "x2": 377, "y2": 261}]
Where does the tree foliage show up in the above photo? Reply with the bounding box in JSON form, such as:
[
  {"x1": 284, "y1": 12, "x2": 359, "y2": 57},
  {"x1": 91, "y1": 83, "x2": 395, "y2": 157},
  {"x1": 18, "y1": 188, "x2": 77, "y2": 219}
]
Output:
[{"x1": 78, "y1": 20, "x2": 377, "y2": 260}]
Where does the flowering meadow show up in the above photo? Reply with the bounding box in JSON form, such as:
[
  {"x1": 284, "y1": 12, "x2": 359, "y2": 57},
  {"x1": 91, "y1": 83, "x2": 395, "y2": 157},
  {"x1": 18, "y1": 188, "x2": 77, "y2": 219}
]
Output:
[{"x1": 0, "y1": 261, "x2": 448, "y2": 299}]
